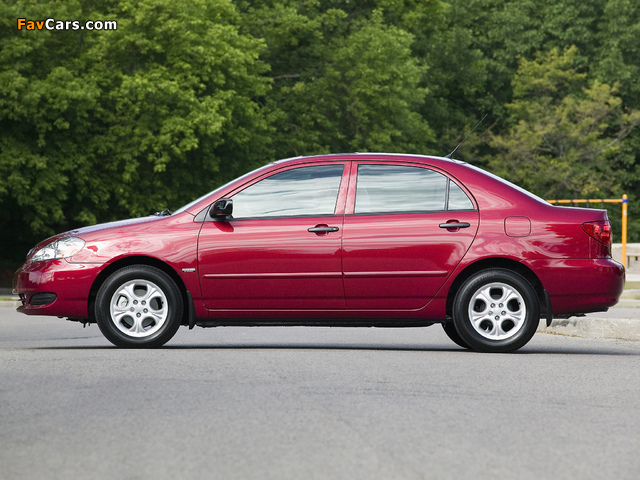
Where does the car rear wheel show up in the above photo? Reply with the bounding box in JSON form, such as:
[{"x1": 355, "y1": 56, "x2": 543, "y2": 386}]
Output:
[
  {"x1": 452, "y1": 269, "x2": 539, "y2": 353},
  {"x1": 441, "y1": 322, "x2": 471, "y2": 349},
  {"x1": 95, "y1": 265, "x2": 183, "y2": 348}
]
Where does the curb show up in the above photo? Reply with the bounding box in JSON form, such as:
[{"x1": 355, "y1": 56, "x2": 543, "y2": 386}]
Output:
[
  {"x1": 537, "y1": 316, "x2": 640, "y2": 342},
  {"x1": 0, "y1": 301, "x2": 21, "y2": 309}
]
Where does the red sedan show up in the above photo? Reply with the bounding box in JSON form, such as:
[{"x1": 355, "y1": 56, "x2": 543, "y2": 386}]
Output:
[{"x1": 13, "y1": 154, "x2": 625, "y2": 352}]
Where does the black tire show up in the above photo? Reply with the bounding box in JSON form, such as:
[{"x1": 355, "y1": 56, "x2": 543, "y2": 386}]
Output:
[
  {"x1": 452, "y1": 269, "x2": 539, "y2": 353},
  {"x1": 95, "y1": 265, "x2": 183, "y2": 348},
  {"x1": 441, "y1": 321, "x2": 471, "y2": 349}
]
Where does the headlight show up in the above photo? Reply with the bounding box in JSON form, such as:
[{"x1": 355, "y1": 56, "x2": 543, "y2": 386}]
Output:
[{"x1": 30, "y1": 237, "x2": 86, "y2": 263}]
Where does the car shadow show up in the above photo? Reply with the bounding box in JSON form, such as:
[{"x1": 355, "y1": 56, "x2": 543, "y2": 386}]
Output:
[
  {"x1": 25, "y1": 342, "x2": 640, "y2": 356},
  {"x1": 170, "y1": 343, "x2": 640, "y2": 356}
]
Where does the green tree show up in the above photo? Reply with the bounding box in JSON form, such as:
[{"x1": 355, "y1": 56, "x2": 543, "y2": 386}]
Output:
[
  {"x1": 0, "y1": 0, "x2": 271, "y2": 267},
  {"x1": 424, "y1": 0, "x2": 608, "y2": 160},
  {"x1": 237, "y1": 2, "x2": 434, "y2": 156},
  {"x1": 5, "y1": 0, "x2": 640, "y2": 283},
  {"x1": 595, "y1": 0, "x2": 640, "y2": 106},
  {"x1": 488, "y1": 47, "x2": 640, "y2": 199}
]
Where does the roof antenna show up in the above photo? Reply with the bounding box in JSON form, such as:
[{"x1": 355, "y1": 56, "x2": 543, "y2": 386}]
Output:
[{"x1": 445, "y1": 114, "x2": 488, "y2": 159}]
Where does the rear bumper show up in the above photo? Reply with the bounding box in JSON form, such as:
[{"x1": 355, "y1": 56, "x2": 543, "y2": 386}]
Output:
[
  {"x1": 524, "y1": 258, "x2": 625, "y2": 316},
  {"x1": 13, "y1": 259, "x2": 104, "y2": 318}
]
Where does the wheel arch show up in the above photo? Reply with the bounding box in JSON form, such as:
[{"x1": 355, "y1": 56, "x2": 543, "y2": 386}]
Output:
[
  {"x1": 88, "y1": 256, "x2": 190, "y2": 325},
  {"x1": 446, "y1": 258, "x2": 546, "y2": 319}
]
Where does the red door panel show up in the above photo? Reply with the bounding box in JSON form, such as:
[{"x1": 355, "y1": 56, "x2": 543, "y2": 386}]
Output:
[
  {"x1": 342, "y1": 161, "x2": 479, "y2": 310},
  {"x1": 198, "y1": 217, "x2": 345, "y2": 310},
  {"x1": 196, "y1": 162, "x2": 349, "y2": 312},
  {"x1": 342, "y1": 211, "x2": 478, "y2": 309}
]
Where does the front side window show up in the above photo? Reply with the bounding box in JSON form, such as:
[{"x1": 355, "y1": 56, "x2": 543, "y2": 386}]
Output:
[
  {"x1": 231, "y1": 164, "x2": 344, "y2": 218},
  {"x1": 355, "y1": 164, "x2": 473, "y2": 214}
]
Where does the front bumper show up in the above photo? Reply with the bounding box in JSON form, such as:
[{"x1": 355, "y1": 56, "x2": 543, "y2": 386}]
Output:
[{"x1": 13, "y1": 259, "x2": 104, "y2": 318}]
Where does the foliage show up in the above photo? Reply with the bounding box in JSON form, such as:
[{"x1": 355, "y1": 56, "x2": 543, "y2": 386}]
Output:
[
  {"x1": 237, "y1": 2, "x2": 434, "y2": 156},
  {"x1": 2, "y1": 0, "x2": 640, "y2": 280},
  {"x1": 0, "y1": 0, "x2": 270, "y2": 263},
  {"x1": 488, "y1": 47, "x2": 640, "y2": 199}
]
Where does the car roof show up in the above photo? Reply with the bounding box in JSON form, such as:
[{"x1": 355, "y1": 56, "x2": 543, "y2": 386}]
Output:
[{"x1": 269, "y1": 152, "x2": 468, "y2": 167}]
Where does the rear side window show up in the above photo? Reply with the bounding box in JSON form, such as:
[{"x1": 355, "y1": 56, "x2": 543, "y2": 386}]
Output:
[{"x1": 355, "y1": 164, "x2": 473, "y2": 214}]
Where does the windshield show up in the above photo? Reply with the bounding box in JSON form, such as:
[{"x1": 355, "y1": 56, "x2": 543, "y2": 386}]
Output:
[
  {"x1": 172, "y1": 191, "x2": 215, "y2": 216},
  {"x1": 172, "y1": 163, "x2": 274, "y2": 215}
]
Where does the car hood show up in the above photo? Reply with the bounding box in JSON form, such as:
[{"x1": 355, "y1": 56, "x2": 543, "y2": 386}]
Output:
[
  {"x1": 31, "y1": 215, "x2": 166, "y2": 251},
  {"x1": 69, "y1": 215, "x2": 164, "y2": 237}
]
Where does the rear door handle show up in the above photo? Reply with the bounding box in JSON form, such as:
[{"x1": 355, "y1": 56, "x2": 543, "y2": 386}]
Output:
[
  {"x1": 308, "y1": 226, "x2": 340, "y2": 233},
  {"x1": 439, "y1": 222, "x2": 471, "y2": 229}
]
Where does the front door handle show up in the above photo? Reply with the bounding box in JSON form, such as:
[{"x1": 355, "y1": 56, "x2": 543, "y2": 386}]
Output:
[
  {"x1": 308, "y1": 225, "x2": 340, "y2": 234},
  {"x1": 439, "y1": 222, "x2": 470, "y2": 229}
]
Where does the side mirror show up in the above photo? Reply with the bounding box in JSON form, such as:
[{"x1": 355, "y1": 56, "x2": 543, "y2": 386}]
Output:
[{"x1": 210, "y1": 198, "x2": 233, "y2": 218}]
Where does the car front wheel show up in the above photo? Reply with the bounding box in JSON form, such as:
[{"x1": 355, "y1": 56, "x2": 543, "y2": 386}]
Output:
[
  {"x1": 452, "y1": 269, "x2": 539, "y2": 353},
  {"x1": 95, "y1": 265, "x2": 183, "y2": 348}
]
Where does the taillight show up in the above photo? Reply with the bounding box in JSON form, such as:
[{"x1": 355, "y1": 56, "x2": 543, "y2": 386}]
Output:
[{"x1": 582, "y1": 221, "x2": 612, "y2": 247}]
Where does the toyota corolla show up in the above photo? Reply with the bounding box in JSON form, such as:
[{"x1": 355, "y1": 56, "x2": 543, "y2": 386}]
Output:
[{"x1": 13, "y1": 154, "x2": 625, "y2": 352}]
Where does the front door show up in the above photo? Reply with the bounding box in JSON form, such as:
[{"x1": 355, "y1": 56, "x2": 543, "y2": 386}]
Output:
[{"x1": 197, "y1": 163, "x2": 348, "y2": 311}]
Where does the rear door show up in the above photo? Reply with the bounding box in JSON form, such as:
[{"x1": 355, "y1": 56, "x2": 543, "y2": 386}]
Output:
[{"x1": 342, "y1": 162, "x2": 479, "y2": 310}]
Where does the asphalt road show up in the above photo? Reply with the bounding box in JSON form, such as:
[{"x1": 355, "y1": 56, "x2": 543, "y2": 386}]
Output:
[{"x1": 1, "y1": 306, "x2": 639, "y2": 480}]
